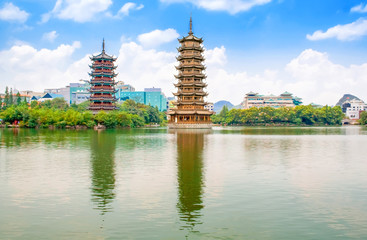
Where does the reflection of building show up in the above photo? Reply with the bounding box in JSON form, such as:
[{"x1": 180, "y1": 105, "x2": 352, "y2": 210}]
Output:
[
  {"x1": 90, "y1": 131, "x2": 116, "y2": 215},
  {"x1": 242, "y1": 91, "x2": 302, "y2": 109},
  {"x1": 88, "y1": 40, "x2": 118, "y2": 113},
  {"x1": 174, "y1": 130, "x2": 207, "y2": 231},
  {"x1": 168, "y1": 17, "x2": 213, "y2": 128},
  {"x1": 345, "y1": 99, "x2": 367, "y2": 120}
]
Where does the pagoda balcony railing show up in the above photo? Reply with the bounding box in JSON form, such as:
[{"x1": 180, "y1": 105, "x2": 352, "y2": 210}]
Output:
[
  {"x1": 177, "y1": 46, "x2": 204, "y2": 52},
  {"x1": 89, "y1": 72, "x2": 117, "y2": 77},
  {"x1": 177, "y1": 55, "x2": 204, "y2": 61},
  {"x1": 174, "y1": 82, "x2": 207, "y2": 87},
  {"x1": 90, "y1": 87, "x2": 118, "y2": 93},
  {"x1": 180, "y1": 53, "x2": 202, "y2": 57},
  {"x1": 173, "y1": 101, "x2": 206, "y2": 105},
  {"x1": 90, "y1": 79, "x2": 115, "y2": 84},
  {"x1": 176, "y1": 64, "x2": 205, "y2": 70},
  {"x1": 175, "y1": 73, "x2": 206, "y2": 78},
  {"x1": 176, "y1": 89, "x2": 206, "y2": 93},
  {"x1": 90, "y1": 70, "x2": 114, "y2": 74},
  {"x1": 92, "y1": 77, "x2": 114, "y2": 81},
  {"x1": 174, "y1": 92, "x2": 207, "y2": 97},
  {"x1": 90, "y1": 96, "x2": 117, "y2": 100},
  {"x1": 88, "y1": 105, "x2": 117, "y2": 110},
  {"x1": 91, "y1": 63, "x2": 115, "y2": 67}
]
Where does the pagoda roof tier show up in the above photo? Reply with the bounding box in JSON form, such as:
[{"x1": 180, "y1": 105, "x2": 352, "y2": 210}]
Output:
[
  {"x1": 90, "y1": 50, "x2": 117, "y2": 61},
  {"x1": 175, "y1": 64, "x2": 205, "y2": 70},
  {"x1": 173, "y1": 91, "x2": 208, "y2": 96},
  {"x1": 174, "y1": 82, "x2": 207, "y2": 87},
  {"x1": 90, "y1": 88, "x2": 118, "y2": 93},
  {"x1": 177, "y1": 46, "x2": 204, "y2": 52},
  {"x1": 168, "y1": 110, "x2": 212, "y2": 115},
  {"x1": 176, "y1": 55, "x2": 204, "y2": 61},
  {"x1": 175, "y1": 73, "x2": 206, "y2": 79},
  {"x1": 178, "y1": 35, "x2": 203, "y2": 43},
  {"x1": 90, "y1": 64, "x2": 117, "y2": 69}
]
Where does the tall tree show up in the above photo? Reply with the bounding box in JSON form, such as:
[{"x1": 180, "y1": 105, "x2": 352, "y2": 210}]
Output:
[
  {"x1": 4, "y1": 86, "x2": 9, "y2": 108},
  {"x1": 16, "y1": 92, "x2": 22, "y2": 105},
  {"x1": 9, "y1": 88, "x2": 13, "y2": 106}
]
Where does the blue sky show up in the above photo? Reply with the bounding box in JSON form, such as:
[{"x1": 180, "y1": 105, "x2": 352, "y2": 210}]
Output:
[{"x1": 1, "y1": 0, "x2": 367, "y2": 105}]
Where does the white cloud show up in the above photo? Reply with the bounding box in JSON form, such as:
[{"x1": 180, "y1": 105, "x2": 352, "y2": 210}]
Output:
[
  {"x1": 204, "y1": 46, "x2": 227, "y2": 66},
  {"x1": 307, "y1": 18, "x2": 367, "y2": 41},
  {"x1": 0, "y1": 2, "x2": 29, "y2": 23},
  {"x1": 160, "y1": 0, "x2": 272, "y2": 14},
  {"x1": 116, "y1": 41, "x2": 177, "y2": 94},
  {"x1": 41, "y1": 0, "x2": 112, "y2": 23},
  {"x1": 42, "y1": 31, "x2": 59, "y2": 42},
  {"x1": 137, "y1": 28, "x2": 179, "y2": 48},
  {"x1": 117, "y1": 2, "x2": 144, "y2": 16},
  {"x1": 0, "y1": 41, "x2": 88, "y2": 92},
  {"x1": 351, "y1": 3, "x2": 367, "y2": 13}
]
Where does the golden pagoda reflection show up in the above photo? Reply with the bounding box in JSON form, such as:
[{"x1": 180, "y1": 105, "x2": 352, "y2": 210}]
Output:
[
  {"x1": 90, "y1": 130, "x2": 116, "y2": 215},
  {"x1": 174, "y1": 129, "x2": 209, "y2": 232}
]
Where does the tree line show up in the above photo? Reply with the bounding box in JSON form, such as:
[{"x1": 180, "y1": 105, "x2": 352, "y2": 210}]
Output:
[
  {"x1": 0, "y1": 87, "x2": 28, "y2": 108},
  {"x1": 0, "y1": 97, "x2": 166, "y2": 129},
  {"x1": 212, "y1": 105, "x2": 345, "y2": 126}
]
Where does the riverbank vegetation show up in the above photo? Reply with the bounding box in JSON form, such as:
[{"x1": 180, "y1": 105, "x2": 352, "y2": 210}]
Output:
[
  {"x1": 359, "y1": 111, "x2": 367, "y2": 125},
  {"x1": 0, "y1": 98, "x2": 166, "y2": 129},
  {"x1": 212, "y1": 105, "x2": 345, "y2": 126}
]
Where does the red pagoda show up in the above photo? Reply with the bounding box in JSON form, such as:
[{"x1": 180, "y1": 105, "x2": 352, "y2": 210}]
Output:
[
  {"x1": 88, "y1": 39, "x2": 118, "y2": 113},
  {"x1": 167, "y1": 17, "x2": 213, "y2": 128}
]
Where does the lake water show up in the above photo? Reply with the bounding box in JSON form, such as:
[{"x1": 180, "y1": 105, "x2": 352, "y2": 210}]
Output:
[{"x1": 1, "y1": 127, "x2": 367, "y2": 239}]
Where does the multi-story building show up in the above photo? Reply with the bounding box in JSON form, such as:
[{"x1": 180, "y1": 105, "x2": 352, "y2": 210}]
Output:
[
  {"x1": 345, "y1": 99, "x2": 367, "y2": 120},
  {"x1": 242, "y1": 91, "x2": 302, "y2": 109},
  {"x1": 117, "y1": 87, "x2": 167, "y2": 111},
  {"x1": 167, "y1": 17, "x2": 213, "y2": 128},
  {"x1": 116, "y1": 81, "x2": 135, "y2": 92}
]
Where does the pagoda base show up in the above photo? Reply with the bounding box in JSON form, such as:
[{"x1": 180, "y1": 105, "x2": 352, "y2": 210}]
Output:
[{"x1": 168, "y1": 123, "x2": 212, "y2": 129}]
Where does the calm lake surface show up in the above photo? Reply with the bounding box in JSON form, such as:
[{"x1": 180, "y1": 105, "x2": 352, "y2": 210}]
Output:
[{"x1": 1, "y1": 127, "x2": 367, "y2": 240}]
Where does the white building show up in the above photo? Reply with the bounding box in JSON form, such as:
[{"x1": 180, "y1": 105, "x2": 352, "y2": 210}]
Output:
[
  {"x1": 242, "y1": 91, "x2": 302, "y2": 109},
  {"x1": 346, "y1": 99, "x2": 367, "y2": 120},
  {"x1": 204, "y1": 102, "x2": 214, "y2": 112}
]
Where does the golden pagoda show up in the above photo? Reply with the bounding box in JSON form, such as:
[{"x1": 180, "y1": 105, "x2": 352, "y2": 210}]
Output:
[{"x1": 168, "y1": 17, "x2": 213, "y2": 129}]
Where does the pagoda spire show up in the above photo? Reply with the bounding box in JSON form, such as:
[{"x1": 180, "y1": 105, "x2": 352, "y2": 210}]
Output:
[
  {"x1": 189, "y1": 15, "x2": 193, "y2": 35},
  {"x1": 102, "y1": 38, "x2": 105, "y2": 53}
]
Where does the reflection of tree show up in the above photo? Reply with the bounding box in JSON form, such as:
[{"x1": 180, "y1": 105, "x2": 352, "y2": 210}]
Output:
[
  {"x1": 175, "y1": 130, "x2": 208, "y2": 232},
  {"x1": 90, "y1": 130, "x2": 116, "y2": 215}
]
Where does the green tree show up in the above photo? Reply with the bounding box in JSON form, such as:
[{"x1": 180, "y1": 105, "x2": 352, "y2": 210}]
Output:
[
  {"x1": 9, "y1": 88, "x2": 13, "y2": 106},
  {"x1": 50, "y1": 98, "x2": 68, "y2": 110},
  {"x1": 16, "y1": 92, "x2": 22, "y2": 105},
  {"x1": 359, "y1": 111, "x2": 367, "y2": 125},
  {"x1": 4, "y1": 86, "x2": 9, "y2": 108}
]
